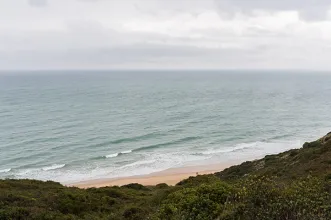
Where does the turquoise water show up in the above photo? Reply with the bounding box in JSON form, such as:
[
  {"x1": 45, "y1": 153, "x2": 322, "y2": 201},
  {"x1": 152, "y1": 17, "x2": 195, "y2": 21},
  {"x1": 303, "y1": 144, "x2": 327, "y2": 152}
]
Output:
[{"x1": 0, "y1": 71, "x2": 330, "y2": 183}]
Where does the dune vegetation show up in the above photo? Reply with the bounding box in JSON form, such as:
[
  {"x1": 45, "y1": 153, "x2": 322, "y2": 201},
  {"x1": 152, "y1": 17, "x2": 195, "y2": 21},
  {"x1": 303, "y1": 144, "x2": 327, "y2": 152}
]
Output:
[{"x1": 1, "y1": 133, "x2": 331, "y2": 220}]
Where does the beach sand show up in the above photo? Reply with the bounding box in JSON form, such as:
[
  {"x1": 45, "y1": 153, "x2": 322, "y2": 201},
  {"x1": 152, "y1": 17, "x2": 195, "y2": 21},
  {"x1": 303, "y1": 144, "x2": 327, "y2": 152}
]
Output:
[{"x1": 71, "y1": 162, "x2": 234, "y2": 188}]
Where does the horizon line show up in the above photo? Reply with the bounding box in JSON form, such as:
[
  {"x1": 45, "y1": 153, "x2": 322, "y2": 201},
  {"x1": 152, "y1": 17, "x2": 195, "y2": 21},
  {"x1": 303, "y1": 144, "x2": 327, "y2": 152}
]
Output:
[{"x1": 0, "y1": 68, "x2": 330, "y2": 73}]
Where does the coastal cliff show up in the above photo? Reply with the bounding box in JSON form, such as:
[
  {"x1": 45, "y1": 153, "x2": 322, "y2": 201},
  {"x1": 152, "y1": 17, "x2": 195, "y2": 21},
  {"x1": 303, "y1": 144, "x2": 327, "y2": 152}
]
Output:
[{"x1": 1, "y1": 133, "x2": 331, "y2": 220}]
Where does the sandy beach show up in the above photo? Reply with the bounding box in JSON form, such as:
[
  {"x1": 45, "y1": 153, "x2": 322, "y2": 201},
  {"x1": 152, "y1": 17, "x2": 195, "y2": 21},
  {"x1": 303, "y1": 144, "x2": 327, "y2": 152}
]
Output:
[{"x1": 71, "y1": 162, "x2": 234, "y2": 188}]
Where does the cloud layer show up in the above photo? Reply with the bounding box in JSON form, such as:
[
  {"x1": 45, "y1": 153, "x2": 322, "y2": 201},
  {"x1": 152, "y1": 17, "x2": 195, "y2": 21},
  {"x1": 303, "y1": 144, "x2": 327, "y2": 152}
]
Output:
[
  {"x1": 28, "y1": 0, "x2": 48, "y2": 7},
  {"x1": 0, "y1": 0, "x2": 331, "y2": 70}
]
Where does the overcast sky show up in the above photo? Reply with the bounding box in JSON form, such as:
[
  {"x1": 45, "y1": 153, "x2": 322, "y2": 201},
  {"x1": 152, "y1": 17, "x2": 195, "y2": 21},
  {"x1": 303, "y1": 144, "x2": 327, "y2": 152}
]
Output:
[{"x1": 1, "y1": 0, "x2": 331, "y2": 70}]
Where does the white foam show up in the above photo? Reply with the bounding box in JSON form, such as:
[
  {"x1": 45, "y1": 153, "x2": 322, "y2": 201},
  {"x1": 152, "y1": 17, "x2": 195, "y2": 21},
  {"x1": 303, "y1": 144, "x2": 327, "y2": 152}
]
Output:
[
  {"x1": 203, "y1": 148, "x2": 238, "y2": 155},
  {"x1": 107, "y1": 152, "x2": 210, "y2": 179},
  {"x1": 235, "y1": 142, "x2": 263, "y2": 149},
  {"x1": 42, "y1": 164, "x2": 66, "y2": 171},
  {"x1": 122, "y1": 159, "x2": 157, "y2": 168},
  {"x1": 16, "y1": 168, "x2": 40, "y2": 176},
  {"x1": 121, "y1": 150, "x2": 132, "y2": 154},
  {"x1": 105, "y1": 150, "x2": 132, "y2": 158},
  {"x1": 4, "y1": 140, "x2": 302, "y2": 184},
  {"x1": 106, "y1": 153, "x2": 119, "y2": 158},
  {"x1": 0, "y1": 168, "x2": 11, "y2": 173},
  {"x1": 202, "y1": 140, "x2": 301, "y2": 156},
  {"x1": 202, "y1": 142, "x2": 260, "y2": 155}
]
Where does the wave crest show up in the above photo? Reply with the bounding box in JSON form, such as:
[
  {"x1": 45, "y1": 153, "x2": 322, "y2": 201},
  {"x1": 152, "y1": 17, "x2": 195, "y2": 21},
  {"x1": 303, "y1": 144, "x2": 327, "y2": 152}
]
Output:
[
  {"x1": 202, "y1": 140, "x2": 300, "y2": 155},
  {"x1": 42, "y1": 164, "x2": 66, "y2": 171},
  {"x1": 105, "y1": 150, "x2": 132, "y2": 158},
  {"x1": 106, "y1": 153, "x2": 119, "y2": 158},
  {"x1": 134, "y1": 136, "x2": 201, "y2": 152}
]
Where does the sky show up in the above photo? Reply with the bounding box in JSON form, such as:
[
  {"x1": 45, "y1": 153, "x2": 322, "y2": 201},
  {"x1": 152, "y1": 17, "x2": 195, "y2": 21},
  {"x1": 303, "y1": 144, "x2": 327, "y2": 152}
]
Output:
[{"x1": 1, "y1": 0, "x2": 331, "y2": 70}]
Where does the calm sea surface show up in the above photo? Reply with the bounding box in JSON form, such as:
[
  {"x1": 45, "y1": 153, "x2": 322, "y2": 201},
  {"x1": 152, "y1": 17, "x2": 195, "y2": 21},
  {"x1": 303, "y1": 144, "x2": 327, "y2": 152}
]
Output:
[{"x1": 0, "y1": 71, "x2": 330, "y2": 183}]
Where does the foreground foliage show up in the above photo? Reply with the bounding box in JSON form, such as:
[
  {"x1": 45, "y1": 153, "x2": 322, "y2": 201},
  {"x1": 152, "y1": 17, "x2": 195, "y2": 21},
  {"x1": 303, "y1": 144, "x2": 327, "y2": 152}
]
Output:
[
  {"x1": 1, "y1": 133, "x2": 331, "y2": 220},
  {"x1": 159, "y1": 176, "x2": 331, "y2": 220}
]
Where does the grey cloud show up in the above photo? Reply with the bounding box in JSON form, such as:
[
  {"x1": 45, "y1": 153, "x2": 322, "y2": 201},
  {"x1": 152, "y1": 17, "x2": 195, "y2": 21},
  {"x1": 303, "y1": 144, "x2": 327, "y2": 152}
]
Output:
[
  {"x1": 2, "y1": 40, "x2": 331, "y2": 70},
  {"x1": 300, "y1": 7, "x2": 327, "y2": 21},
  {"x1": 28, "y1": 0, "x2": 48, "y2": 7},
  {"x1": 0, "y1": 43, "x2": 212, "y2": 68},
  {"x1": 215, "y1": 0, "x2": 331, "y2": 20},
  {"x1": 2, "y1": 0, "x2": 331, "y2": 70},
  {"x1": 215, "y1": 0, "x2": 330, "y2": 10}
]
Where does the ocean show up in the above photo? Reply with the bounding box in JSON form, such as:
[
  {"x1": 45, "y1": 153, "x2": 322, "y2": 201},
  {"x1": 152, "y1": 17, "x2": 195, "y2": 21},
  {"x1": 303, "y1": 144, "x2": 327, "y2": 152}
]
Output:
[{"x1": 0, "y1": 70, "x2": 330, "y2": 184}]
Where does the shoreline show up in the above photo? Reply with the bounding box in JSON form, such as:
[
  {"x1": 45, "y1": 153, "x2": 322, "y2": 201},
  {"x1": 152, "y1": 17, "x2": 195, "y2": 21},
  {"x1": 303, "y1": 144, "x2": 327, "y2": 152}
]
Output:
[{"x1": 70, "y1": 162, "x2": 235, "y2": 188}]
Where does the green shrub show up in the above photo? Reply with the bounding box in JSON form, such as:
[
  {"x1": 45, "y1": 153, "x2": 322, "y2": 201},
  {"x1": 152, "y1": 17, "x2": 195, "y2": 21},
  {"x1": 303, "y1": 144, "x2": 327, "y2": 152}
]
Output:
[
  {"x1": 123, "y1": 207, "x2": 147, "y2": 220},
  {"x1": 121, "y1": 183, "x2": 150, "y2": 191},
  {"x1": 155, "y1": 183, "x2": 169, "y2": 189},
  {"x1": 159, "y1": 182, "x2": 233, "y2": 220}
]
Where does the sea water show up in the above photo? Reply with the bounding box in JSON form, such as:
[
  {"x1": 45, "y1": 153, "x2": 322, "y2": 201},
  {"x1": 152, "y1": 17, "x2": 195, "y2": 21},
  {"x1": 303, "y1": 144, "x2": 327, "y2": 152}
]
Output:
[{"x1": 0, "y1": 70, "x2": 330, "y2": 183}]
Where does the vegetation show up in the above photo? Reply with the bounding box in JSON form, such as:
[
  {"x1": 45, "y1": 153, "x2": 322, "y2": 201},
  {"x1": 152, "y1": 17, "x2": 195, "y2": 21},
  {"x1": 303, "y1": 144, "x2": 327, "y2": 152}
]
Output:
[
  {"x1": 216, "y1": 132, "x2": 331, "y2": 181},
  {"x1": 1, "y1": 133, "x2": 331, "y2": 220}
]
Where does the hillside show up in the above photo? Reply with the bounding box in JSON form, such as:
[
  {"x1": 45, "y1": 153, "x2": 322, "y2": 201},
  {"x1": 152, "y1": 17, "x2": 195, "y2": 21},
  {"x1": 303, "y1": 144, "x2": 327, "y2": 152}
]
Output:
[
  {"x1": 216, "y1": 132, "x2": 331, "y2": 181},
  {"x1": 1, "y1": 133, "x2": 331, "y2": 220}
]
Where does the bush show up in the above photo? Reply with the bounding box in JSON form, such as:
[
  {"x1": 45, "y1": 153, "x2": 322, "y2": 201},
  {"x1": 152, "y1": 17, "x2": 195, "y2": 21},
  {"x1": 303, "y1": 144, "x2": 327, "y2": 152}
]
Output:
[
  {"x1": 123, "y1": 207, "x2": 147, "y2": 220},
  {"x1": 155, "y1": 183, "x2": 169, "y2": 189},
  {"x1": 122, "y1": 183, "x2": 150, "y2": 191},
  {"x1": 159, "y1": 182, "x2": 233, "y2": 220}
]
